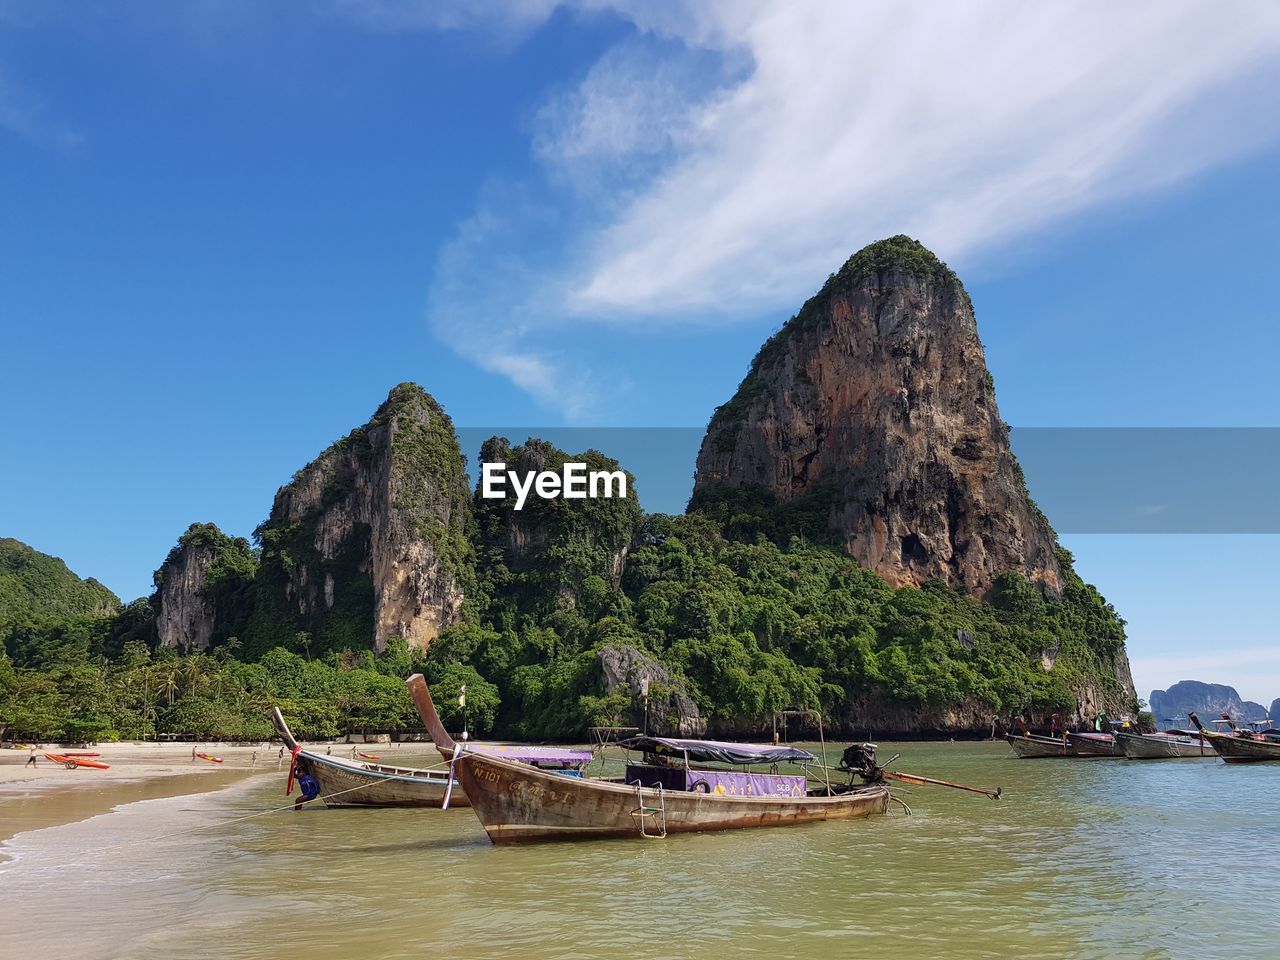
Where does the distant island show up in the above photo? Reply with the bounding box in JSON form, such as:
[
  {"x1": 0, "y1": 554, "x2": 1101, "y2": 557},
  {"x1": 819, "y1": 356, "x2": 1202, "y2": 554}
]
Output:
[
  {"x1": 2, "y1": 238, "x2": 1139, "y2": 743},
  {"x1": 1149, "y1": 680, "x2": 1271, "y2": 726}
]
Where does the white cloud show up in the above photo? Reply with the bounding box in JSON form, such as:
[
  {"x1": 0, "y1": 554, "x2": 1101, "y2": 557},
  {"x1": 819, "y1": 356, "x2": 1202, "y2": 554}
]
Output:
[
  {"x1": 401, "y1": 1, "x2": 1280, "y2": 413},
  {"x1": 425, "y1": 186, "x2": 609, "y2": 420},
  {"x1": 567, "y1": 2, "x2": 1280, "y2": 316}
]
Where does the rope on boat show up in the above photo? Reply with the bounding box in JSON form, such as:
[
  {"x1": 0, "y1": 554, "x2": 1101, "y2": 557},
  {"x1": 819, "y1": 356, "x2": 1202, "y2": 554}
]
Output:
[{"x1": 890, "y1": 795, "x2": 912, "y2": 816}]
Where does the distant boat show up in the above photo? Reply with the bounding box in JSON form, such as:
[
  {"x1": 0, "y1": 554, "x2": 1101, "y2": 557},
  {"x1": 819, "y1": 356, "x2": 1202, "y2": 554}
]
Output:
[
  {"x1": 1066, "y1": 732, "x2": 1123, "y2": 757},
  {"x1": 1116, "y1": 730, "x2": 1213, "y2": 759},
  {"x1": 405, "y1": 673, "x2": 892, "y2": 844},
  {"x1": 270, "y1": 707, "x2": 592, "y2": 808},
  {"x1": 1004, "y1": 734, "x2": 1076, "y2": 758}
]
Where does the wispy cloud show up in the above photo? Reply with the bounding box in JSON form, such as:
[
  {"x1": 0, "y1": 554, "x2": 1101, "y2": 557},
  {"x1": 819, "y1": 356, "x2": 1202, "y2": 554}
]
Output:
[
  {"x1": 325, "y1": 0, "x2": 564, "y2": 40},
  {"x1": 383, "y1": 1, "x2": 1280, "y2": 413},
  {"x1": 568, "y1": 2, "x2": 1280, "y2": 316},
  {"x1": 0, "y1": 65, "x2": 81, "y2": 150}
]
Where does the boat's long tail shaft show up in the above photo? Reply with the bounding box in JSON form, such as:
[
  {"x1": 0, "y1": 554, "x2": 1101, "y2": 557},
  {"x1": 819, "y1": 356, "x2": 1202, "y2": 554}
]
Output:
[{"x1": 885, "y1": 770, "x2": 1001, "y2": 799}]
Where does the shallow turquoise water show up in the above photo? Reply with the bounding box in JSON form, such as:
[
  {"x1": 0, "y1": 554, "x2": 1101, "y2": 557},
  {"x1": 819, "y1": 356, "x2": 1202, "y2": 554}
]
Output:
[{"x1": 1, "y1": 741, "x2": 1276, "y2": 959}]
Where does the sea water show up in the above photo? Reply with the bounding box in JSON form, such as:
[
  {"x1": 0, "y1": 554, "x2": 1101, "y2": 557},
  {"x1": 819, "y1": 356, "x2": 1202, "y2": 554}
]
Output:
[{"x1": 1, "y1": 742, "x2": 1276, "y2": 960}]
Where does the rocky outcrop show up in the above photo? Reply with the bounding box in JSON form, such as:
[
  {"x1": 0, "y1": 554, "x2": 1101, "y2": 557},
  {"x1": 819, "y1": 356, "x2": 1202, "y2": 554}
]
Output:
[
  {"x1": 473, "y1": 437, "x2": 640, "y2": 597},
  {"x1": 598, "y1": 643, "x2": 705, "y2": 737},
  {"x1": 257, "y1": 383, "x2": 471, "y2": 653},
  {"x1": 1271, "y1": 699, "x2": 1280, "y2": 725},
  {"x1": 154, "y1": 527, "x2": 219, "y2": 652},
  {"x1": 1149, "y1": 681, "x2": 1269, "y2": 724},
  {"x1": 153, "y1": 523, "x2": 256, "y2": 653},
  {"x1": 693, "y1": 236, "x2": 1061, "y2": 597}
]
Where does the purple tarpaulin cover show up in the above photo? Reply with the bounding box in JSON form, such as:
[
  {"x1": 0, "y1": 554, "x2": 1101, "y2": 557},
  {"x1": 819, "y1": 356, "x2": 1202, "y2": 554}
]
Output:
[
  {"x1": 686, "y1": 770, "x2": 807, "y2": 798},
  {"x1": 468, "y1": 743, "x2": 592, "y2": 765}
]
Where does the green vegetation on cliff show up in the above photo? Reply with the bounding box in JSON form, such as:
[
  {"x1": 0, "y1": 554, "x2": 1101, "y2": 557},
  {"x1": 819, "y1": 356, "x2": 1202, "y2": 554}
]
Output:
[
  {"x1": 0, "y1": 388, "x2": 1133, "y2": 742},
  {"x1": 1, "y1": 538, "x2": 119, "y2": 630}
]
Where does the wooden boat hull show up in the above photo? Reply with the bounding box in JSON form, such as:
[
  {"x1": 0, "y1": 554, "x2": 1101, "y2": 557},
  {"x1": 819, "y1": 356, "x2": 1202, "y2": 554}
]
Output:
[
  {"x1": 1202, "y1": 732, "x2": 1280, "y2": 763},
  {"x1": 1066, "y1": 733, "x2": 1122, "y2": 757},
  {"x1": 452, "y1": 748, "x2": 890, "y2": 844},
  {"x1": 270, "y1": 706, "x2": 467, "y2": 807},
  {"x1": 1005, "y1": 735, "x2": 1076, "y2": 758},
  {"x1": 293, "y1": 752, "x2": 469, "y2": 808},
  {"x1": 1116, "y1": 732, "x2": 1212, "y2": 759}
]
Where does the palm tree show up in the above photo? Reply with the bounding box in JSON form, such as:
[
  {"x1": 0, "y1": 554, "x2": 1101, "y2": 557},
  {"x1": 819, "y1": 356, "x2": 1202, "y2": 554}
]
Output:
[{"x1": 164, "y1": 672, "x2": 179, "y2": 706}]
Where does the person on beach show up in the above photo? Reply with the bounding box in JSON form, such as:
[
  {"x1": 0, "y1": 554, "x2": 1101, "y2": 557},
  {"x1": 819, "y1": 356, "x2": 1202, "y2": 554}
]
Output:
[
  {"x1": 26, "y1": 746, "x2": 37, "y2": 766},
  {"x1": 192, "y1": 745, "x2": 197, "y2": 761}
]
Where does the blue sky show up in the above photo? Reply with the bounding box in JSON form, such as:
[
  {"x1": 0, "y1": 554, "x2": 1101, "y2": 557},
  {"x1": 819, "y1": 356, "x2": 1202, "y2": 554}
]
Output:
[{"x1": 2, "y1": 2, "x2": 1279, "y2": 703}]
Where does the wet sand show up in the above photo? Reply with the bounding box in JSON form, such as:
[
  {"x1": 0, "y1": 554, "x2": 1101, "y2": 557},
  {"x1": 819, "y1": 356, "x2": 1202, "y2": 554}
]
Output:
[{"x1": 0, "y1": 740, "x2": 443, "y2": 848}]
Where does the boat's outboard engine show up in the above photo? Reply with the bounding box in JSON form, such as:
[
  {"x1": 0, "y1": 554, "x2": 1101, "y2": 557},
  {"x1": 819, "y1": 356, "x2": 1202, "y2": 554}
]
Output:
[{"x1": 838, "y1": 743, "x2": 883, "y2": 783}]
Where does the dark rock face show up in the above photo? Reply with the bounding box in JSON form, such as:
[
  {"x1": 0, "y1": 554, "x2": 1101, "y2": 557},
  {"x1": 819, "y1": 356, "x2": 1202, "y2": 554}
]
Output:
[
  {"x1": 154, "y1": 529, "x2": 220, "y2": 652},
  {"x1": 1271, "y1": 699, "x2": 1280, "y2": 725},
  {"x1": 598, "y1": 643, "x2": 705, "y2": 737},
  {"x1": 154, "y1": 523, "x2": 256, "y2": 653},
  {"x1": 693, "y1": 236, "x2": 1061, "y2": 597},
  {"x1": 257, "y1": 384, "x2": 472, "y2": 653},
  {"x1": 1149, "y1": 680, "x2": 1268, "y2": 723},
  {"x1": 473, "y1": 436, "x2": 641, "y2": 596}
]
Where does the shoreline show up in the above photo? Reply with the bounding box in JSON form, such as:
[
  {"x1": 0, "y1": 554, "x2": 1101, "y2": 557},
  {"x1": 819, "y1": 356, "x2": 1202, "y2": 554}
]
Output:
[{"x1": 0, "y1": 739, "x2": 452, "y2": 850}]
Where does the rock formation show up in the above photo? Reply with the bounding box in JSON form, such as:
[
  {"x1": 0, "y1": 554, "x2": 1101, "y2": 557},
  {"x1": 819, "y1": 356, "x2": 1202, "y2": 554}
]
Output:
[
  {"x1": 473, "y1": 436, "x2": 640, "y2": 598},
  {"x1": 693, "y1": 236, "x2": 1061, "y2": 597},
  {"x1": 1149, "y1": 680, "x2": 1269, "y2": 724},
  {"x1": 598, "y1": 643, "x2": 705, "y2": 737},
  {"x1": 153, "y1": 524, "x2": 229, "y2": 652},
  {"x1": 153, "y1": 523, "x2": 257, "y2": 653},
  {"x1": 254, "y1": 383, "x2": 471, "y2": 653}
]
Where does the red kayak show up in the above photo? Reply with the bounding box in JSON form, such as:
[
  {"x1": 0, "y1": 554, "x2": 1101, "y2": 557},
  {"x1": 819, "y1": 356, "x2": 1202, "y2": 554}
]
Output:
[
  {"x1": 64, "y1": 752, "x2": 101, "y2": 757},
  {"x1": 196, "y1": 753, "x2": 223, "y2": 764},
  {"x1": 46, "y1": 753, "x2": 110, "y2": 770},
  {"x1": 357, "y1": 751, "x2": 381, "y2": 760}
]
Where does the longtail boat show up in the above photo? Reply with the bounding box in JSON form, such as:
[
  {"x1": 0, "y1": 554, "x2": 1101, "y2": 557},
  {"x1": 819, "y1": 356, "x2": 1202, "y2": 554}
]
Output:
[
  {"x1": 405, "y1": 674, "x2": 892, "y2": 844},
  {"x1": 1186, "y1": 713, "x2": 1280, "y2": 763},
  {"x1": 1004, "y1": 733, "x2": 1076, "y2": 758},
  {"x1": 1065, "y1": 732, "x2": 1122, "y2": 757},
  {"x1": 1116, "y1": 730, "x2": 1213, "y2": 759},
  {"x1": 270, "y1": 707, "x2": 592, "y2": 807}
]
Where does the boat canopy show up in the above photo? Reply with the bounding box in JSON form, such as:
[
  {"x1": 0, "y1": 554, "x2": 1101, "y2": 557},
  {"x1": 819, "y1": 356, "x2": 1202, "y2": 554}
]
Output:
[
  {"x1": 618, "y1": 735, "x2": 816, "y2": 766},
  {"x1": 468, "y1": 743, "x2": 593, "y2": 765}
]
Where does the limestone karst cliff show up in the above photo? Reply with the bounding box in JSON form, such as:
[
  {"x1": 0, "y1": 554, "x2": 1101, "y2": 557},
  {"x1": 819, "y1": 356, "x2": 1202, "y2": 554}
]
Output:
[
  {"x1": 472, "y1": 436, "x2": 640, "y2": 598},
  {"x1": 153, "y1": 523, "x2": 255, "y2": 652},
  {"x1": 1149, "y1": 680, "x2": 1269, "y2": 724},
  {"x1": 249, "y1": 383, "x2": 472, "y2": 655},
  {"x1": 693, "y1": 236, "x2": 1062, "y2": 598}
]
